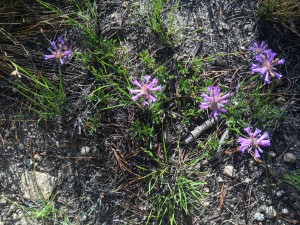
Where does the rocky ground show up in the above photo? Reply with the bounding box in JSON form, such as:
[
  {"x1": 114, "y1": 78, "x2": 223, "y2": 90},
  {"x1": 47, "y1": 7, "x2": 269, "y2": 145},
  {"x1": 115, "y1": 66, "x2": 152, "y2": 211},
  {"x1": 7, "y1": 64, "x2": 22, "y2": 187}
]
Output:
[{"x1": 0, "y1": 0, "x2": 300, "y2": 224}]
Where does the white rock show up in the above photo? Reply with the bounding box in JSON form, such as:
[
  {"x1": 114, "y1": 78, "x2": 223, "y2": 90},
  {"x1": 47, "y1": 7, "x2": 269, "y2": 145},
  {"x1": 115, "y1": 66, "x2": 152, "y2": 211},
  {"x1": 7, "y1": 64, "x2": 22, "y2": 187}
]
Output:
[
  {"x1": 80, "y1": 146, "x2": 91, "y2": 155},
  {"x1": 243, "y1": 178, "x2": 251, "y2": 184},
  {"x1": 266, "y1": 206, "x2": 277, "y2": 218},
  {"x1": 258, "y1": 204, "x2": 267, "y2": 213},
  {"x1": 253, "y1": 212, "x2": 265, "y2": 221},
  {"x1": 223, "y1": 165, "x2": 235, "y2": 177},
  {"x1": 20, "y1": 171, "x2": 57, "y2": 202},
  {"x1": 283, "y1": 153, "x2": 297, "y2": 163},
  {"x1": 268, "y1": 151, "x2": 276, "y2": 157},
  {"x1": 276, "y1": 190, "x2": 285, "y2": 198},
  {"x1": 217, "y1": 177, "x2": 223, "y2": 183},
  {"x1": 203, "y1": 187, "x2": 210, "y2": 193},
  {"x1": 202, "y1": 201, "x2": 210, "y2": 207},
  {"x1": 282, "y1": 208, "x2": 289, "y2": 215}
]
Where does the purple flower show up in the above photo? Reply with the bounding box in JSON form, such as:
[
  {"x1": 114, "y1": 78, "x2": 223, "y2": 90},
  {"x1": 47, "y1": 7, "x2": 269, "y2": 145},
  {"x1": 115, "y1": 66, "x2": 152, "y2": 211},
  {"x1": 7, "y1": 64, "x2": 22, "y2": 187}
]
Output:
[
  {"x1": 44, "y1": 36, "x2": 72, "y2": 65},
  {"x1": 130, "y1": 75, "x2": 162, "y2": 106},
  {"x1": 248, "y1": 41, "x2": 268, "y2": 56},
  {"x1": 238, "y1": 127, "x2": 270, "y2": 158},
  {"x1": 199, "y1": 86, "x2": 230, "y2": 118},
  {"x1": 251, "y1": 49, "x2": 285, "y2": 84}
]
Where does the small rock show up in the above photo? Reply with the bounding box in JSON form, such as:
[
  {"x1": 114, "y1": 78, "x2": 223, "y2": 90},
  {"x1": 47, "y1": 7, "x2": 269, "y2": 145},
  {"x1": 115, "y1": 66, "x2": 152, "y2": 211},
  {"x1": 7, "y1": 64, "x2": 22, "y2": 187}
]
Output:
[
  {"x1": 283, "y1": 153, "x2": 297, "y2": 163},
  {"x1": 202, "y1": 201, "x2": 210, "y2": 207},
  {"x1": 33, "y1": 154, "x2": 43, "y2": 161},
  {"x1": 282, "y1": 208, "x2": 289, "y2": 215},
  {"x1": 80, "y1": 146, "x2": 91, "y2": 155},
  {"x1": 268, "y1": 151, "x2": 276, "y2": 157},
  {"x1": 244, "y1": 24, "x2": 252, "y2": 32},
  {"x1": 253, "y1": 212, "x2": 265, "y2": 221},
  {"x1": 0, "y1": 197, "x2": 7, "y2": 204},
  {"x1": 203, "y1": 187, "x2": 210, "y2": 193},
  {"x1": 243, "y1": 178, "x2": 251, "y2": 184},
  {"x1": 219, "y1": 21, "x2": 229, "y2": 31},
  {"x1": 217, "y1": 177, "x2": 223, "y2": 183},
  {"x1": 12, "y1": 213, "x2": 18, "y2": 219},
  {"x1": 224, "y1": 165, "x2": 235, "y2": 177},
  {"x1": 276, "y1": 190, "x2": 285, "y2": 198},
  {"x1": 20, "y1": 171, "x2": 57, "y2": 202},
  {"x1": 258, "y1": 204, "x2": 267, "y2": 213},
  {"x1": 266, "y1": 206, "x2": 277, "y2": 218},
  {"x1": 276, "y1": 97, "x2": 286, "y2": 103}
]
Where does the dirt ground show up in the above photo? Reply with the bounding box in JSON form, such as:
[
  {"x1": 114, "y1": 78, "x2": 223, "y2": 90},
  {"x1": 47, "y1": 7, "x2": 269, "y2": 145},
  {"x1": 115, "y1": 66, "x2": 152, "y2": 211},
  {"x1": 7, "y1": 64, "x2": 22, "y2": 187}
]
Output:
[{"x1": 0, "y1": 0, "x2": 300, "y2": 224}]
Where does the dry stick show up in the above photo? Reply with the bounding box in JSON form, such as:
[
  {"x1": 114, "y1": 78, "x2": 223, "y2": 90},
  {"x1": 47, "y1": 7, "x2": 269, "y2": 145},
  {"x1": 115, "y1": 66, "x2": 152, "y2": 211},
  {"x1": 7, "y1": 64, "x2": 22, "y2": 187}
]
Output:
[{"x1": 183, "y1": 117, "x2": 220, "y2": 145}]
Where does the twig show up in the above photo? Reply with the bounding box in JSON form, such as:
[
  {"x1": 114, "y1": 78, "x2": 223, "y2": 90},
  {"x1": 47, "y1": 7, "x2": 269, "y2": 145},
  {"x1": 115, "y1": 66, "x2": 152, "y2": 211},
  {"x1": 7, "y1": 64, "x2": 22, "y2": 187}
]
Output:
[{"x1": 183, "y1": 117, "x2": 220, "y2": 145}]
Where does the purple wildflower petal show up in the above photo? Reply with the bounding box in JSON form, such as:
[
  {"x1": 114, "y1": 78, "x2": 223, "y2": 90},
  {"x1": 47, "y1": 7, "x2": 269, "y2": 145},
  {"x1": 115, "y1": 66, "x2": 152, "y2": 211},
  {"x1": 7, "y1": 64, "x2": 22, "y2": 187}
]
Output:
[
  {"x1": 275, "y1": 58, "x2": 285, "y2": 65},
  {"x1": 57, "y1": 36, "x2": 65, "y2": 46},
  {"x1": 130, "y1": 89, "x2": 142, "y2": 94},
  {"x1": 258, "y1": 132, "x2": 269, "y2": 140},
  {"x1": 132, "y1": 80, "x2": 142, "y2": 88},
  {"x1": 148, "y1": 94, "x2": 157, "y2": 103},
  {"x1": 273, "y1": 72, "x2": 282, "y2": 80},
  {"x1": 148, "y1": 78, "x2": 158, "y2": 89},
  {"x1": 244, "y1": 127, "x2": 251, "y2": 136},
  {"x1": 258, "y1": 140, "x2": 271, "y2": 147},
  {"x1": 132, "y1": 92, "x2": 145, "y2": 101},
  {"x1": 151, "y1": 86, "x2": 162, "y2": 91},
  {"x1": 221, "y1": 93, "x2": 231, "y2": 99},
  {"x1": 144, "y1": 75, "x2": 151, "y2": 84},
  {"x1": 264, "y1": 72, "x2": 271, "y2": 84},
  {"x1": 254, "y1": 149, "x2": 261, "y2": 158},
  {"x1": 253, "y1": 128, "x2": 261, "y2": 137},
  {"x1": 50, "y1": 41, "x2": 57, "y2": 50},
  {"x1": 64, "y1": 50, "x2": 72, "y2": 56},
  {"x1": 45, "y1": 54, "x2": 56, "y2": 60},
  {"x1": 199, "y1": 103, "x2": 210, "y2": 109}
]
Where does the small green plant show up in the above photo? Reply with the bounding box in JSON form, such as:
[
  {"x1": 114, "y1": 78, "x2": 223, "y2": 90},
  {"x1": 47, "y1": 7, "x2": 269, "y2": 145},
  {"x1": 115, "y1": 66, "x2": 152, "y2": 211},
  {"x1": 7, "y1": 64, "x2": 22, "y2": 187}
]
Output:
[
  {"x1": 146, "y1": 0, "x2": 180, "y2": 46},
  {"x1": 196, "y1": 132, "x2": 220, "y2": 160},
  {"x1": 227, "y1": 79, "x2": 285, "y2": 131},
  {"x1": 284, "y1": 169, "x2": 300, "y2": 190},
  {"x1": 25, "y1": 198, "x2": 57, "y2": 221},
  {"x1": 129, "y1": 120, "x2": 153, "y2": 141},
  {"x1": 7, "y1": 62, "x2": 66, "y2": 119},
  {"x1": 138, "y1": 134, "x2": 207, "y2": 224},
  {"x1": 139, "y1": 50, "x2": 156, "y2": 69}
]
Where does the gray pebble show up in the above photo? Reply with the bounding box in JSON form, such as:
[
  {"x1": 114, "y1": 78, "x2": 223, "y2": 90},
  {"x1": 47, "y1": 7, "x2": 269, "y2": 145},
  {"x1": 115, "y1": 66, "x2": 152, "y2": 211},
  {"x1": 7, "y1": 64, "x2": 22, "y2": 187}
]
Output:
[
  {"x1": 284, "y1": 153, "x2": 297, "y2": 163},
  {"x1": 80, "y1": 146, "x2": 91, "y2": 155},
  {"x1": 253, "y1": 212, "x2": 265, "y2": 221},
  {"x1": 282, "y1": 208, "x2": 289, "y2": 215},
  {"x1": 266, "y1": 206, "x2": 277, "y2": 218}
]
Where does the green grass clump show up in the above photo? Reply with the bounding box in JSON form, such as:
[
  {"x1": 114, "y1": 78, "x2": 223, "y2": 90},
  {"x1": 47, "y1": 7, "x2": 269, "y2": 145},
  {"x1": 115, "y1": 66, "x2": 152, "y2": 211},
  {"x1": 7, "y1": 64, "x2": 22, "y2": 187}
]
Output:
[
  {"x1": 138, "y1": 134, "x2": 207, "y2": 225},
  {"x1": 6, "y1": 62, "x2": 66, "y2": 119},
  {"x1": 284, "y1": 169, "x2": 300, "y2": 190},
  {"x1": 226, "y1": 78, "x2": 285, "y2": 132},
  {"x1": 146, "y1": 0, "x2": 180, "y2": 46}
]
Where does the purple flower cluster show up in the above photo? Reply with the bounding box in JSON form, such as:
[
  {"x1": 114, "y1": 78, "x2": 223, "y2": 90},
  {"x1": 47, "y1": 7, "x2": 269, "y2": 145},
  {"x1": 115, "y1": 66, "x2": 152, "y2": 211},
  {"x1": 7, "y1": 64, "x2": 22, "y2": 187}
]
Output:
[
  {"x1": 238, "y1": 126, "x2": 271, "y2": 158},
  {"x1": 130, "y1": 75, "x2": 162, "y2": 106},
  {"x1": 248, "y1": 41, "x2": 268, "y2": 56},
  {"x1": 45, "y1": 36, "x2": 72, "y2": 65},
  {"x1": 249, "y1": 41, "x2": 284, "y2": 84},
  {"x1": 199, "y1": 86, "x2": 230, "y2": 119}
]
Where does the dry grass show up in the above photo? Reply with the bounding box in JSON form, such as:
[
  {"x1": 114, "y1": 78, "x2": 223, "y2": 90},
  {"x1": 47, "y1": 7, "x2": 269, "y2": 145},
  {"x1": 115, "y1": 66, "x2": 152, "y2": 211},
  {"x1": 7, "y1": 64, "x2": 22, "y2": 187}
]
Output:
[{"x1": 258, "y1": 0, "x2": 300, "y2": 35}]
